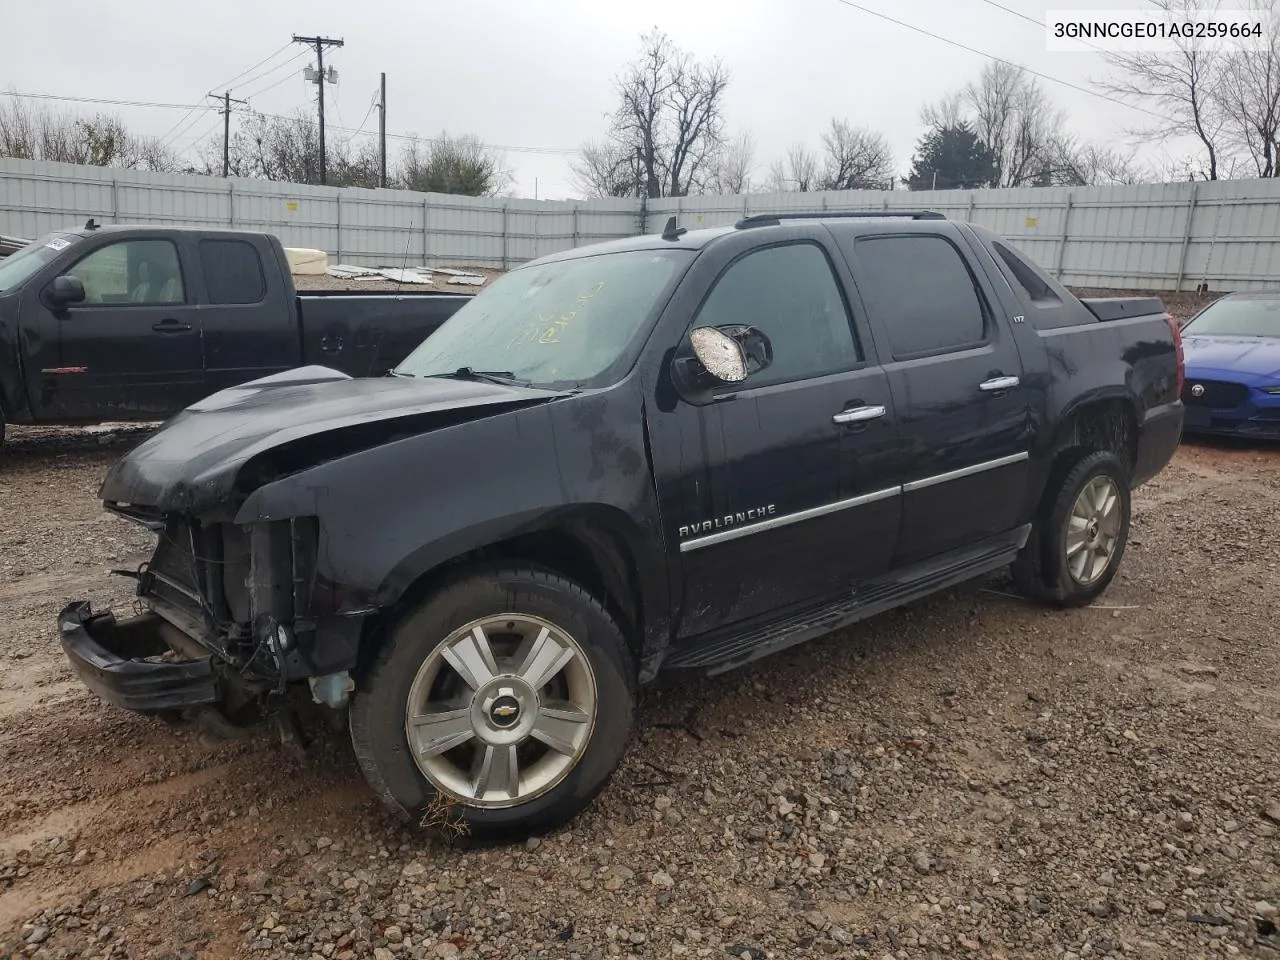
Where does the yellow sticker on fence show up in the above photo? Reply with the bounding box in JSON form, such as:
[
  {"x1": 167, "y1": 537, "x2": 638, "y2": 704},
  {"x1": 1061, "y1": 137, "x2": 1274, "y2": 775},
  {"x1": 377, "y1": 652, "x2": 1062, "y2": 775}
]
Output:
[
  {"x1": 1025, "y1": 216, "x2": 1038, "y2": 228},
  {"x1": 286, "y1": 201, "x2": 299, "y2": 212}
]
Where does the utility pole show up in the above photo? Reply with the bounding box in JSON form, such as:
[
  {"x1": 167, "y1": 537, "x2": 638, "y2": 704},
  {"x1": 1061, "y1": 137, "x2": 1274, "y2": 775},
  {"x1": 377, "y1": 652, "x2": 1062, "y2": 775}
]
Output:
[
  {"x1": 293, "y1": 34, "x2": 344, "y2": 184},
  {"x1": 210, "y1": 90, "x2": 247, "y2": 178},
  {"x1": 377, "y1": 72, "x2": 387, "y2": 188}
]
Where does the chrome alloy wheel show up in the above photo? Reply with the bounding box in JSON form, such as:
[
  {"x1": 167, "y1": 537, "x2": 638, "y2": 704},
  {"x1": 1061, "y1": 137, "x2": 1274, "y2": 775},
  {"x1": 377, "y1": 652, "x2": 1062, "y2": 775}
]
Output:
[
  {"x1": 1065, "y1": 475, "x2": 1122, "y2": 586},
  {"x1": 404, "y1": 614, "x2": 598, "y2": 809}
]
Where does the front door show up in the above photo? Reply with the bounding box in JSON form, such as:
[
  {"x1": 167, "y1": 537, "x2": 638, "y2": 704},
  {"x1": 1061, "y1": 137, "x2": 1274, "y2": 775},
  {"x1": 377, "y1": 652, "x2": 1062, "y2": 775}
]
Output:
[
  {"x1": 648, "y1": 229, "x2": 902, "y2": 641},
  {"x1": 34, "y1": 237, "x2": 205, "y2": 420},
  {"x1": 842, "y1": 229, "x2": 1033, "y2": 565}
]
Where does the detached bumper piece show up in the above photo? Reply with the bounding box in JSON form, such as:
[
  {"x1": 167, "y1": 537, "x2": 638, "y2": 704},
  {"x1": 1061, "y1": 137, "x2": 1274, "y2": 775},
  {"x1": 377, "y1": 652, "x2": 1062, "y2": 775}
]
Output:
[{"x1": 58, "y1": 601, "x2": 220, "y2": 714}]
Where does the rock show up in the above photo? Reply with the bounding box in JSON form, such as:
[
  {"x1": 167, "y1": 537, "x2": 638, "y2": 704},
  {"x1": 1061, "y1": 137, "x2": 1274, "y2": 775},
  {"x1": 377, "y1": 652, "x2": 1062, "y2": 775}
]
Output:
[
  {"x1": 433, "y1": 944, "x2": 460, "y2": 960},
  {"x1": 1088, "y1": 901, "x2": 1115, "y2": 919},
  {"x1": 1147, "y1": 900, "x2": 1167, "y2": 915},
  {"x1": 911, "y1": 851, "x2": 936, "y2": 875},
  {"x1": 778, "y1": 799, "x2": 795, "y2": 817},
  {"x1": 385, "y1": 926, "x2": 403, "y2": 944},
  {"x1": 25, "y1": 927, "x2": 50, "y2": 945},
  {"x1": 808, "y1": 853, "x2": 826, "y2": 869},
  {"x1": 605, "y1": 864, "x2": 634, "y2": 883},
  {"x1": 654, "y1": 796, "x2": 672, "y2": 811},
  {"x1": 374, "y1": 950, "x2": 395, "y2": 960},
  {"x1": 402, "y1": 862, "x2": 426, "y2": 877},
  {"x1": 525, "y1": 837, "x2": 541, "y2": 852},
  {"x1": 651, "y1": 871, "x2": 674, "y2": 888},
  {"x1": 1263, "y1": 802, "x2": 1280, "y2": 825},
  {"x1": 1255, "y1": 902, "x2": 1278, "y2": 920},
  {"x1": 1176, "y1": 812, "x2": 1195, "y2": 832},
  {"x1": 1097, "y1": 869, "x2": 1115, "y2": 887},
  {"x1": 831, "y1": 927, "x2": 854, "y2": 945},
  {"x1": 1123, "y1": 729, "x2": 1139, "y2": 742}
]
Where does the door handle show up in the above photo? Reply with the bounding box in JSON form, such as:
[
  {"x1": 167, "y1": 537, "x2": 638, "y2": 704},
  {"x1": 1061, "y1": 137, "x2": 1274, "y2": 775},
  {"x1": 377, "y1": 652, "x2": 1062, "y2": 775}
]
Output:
[
  {"x1": 832, "y1": 404, "x2": 887, "y2": 424},
  {"x1": 152, "y1": 319, "x2": 192, "y2": 333},
  {"x1": 978, "y1": 376, "x2": 1020, "y2": 392}
]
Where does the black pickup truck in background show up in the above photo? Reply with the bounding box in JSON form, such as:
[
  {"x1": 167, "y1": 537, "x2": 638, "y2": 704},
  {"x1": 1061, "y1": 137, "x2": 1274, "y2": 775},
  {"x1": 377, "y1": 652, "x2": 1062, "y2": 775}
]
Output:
[
  {"x1": 0, "y1": 223, "x2": 470, "y2": 441},
  {"x1": 58, "y1": 210, "x2": 1184, "y2": 840}
]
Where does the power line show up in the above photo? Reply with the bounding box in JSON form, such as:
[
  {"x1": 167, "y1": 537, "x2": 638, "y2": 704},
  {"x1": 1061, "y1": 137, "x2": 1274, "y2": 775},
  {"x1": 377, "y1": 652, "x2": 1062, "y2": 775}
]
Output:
[
  {"x1": 158, "y1": 43, "x2": 298, "y2": 148},
  {"x1": 4, "y1": 91, "x2": 215, "y2": 111},
  {"x1": 240, "y1": 67, "x2": 306, "y2": 102},
  {"x1": 975, "y1": 0, "x2": 1042, "y2": 28},
  {"x1": 831, "y1": 0, "x2": 1169, "y2": 122},
  {"x1": 211, "y1": 42, "x2": 294, "y2": 93},
  {"x1": 1, "y1": 90, "x2": 581, "y2": 156},
  {"x1": 231, "y1": 49, "x2": 311, "y2": 96},
  {"x1": 974, "y1": 0, "x2": 1122, "y2": 57}
]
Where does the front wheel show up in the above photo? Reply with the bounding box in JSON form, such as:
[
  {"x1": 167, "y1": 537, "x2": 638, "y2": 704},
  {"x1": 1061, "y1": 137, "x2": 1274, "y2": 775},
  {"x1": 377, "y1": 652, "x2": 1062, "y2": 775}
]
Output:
[
  {"x1": 1012, "y1": 450, "x2": 1131, "y2": 608},
  {"x1": 349, "y1": 566, "x2": 635, "y2": 841}
]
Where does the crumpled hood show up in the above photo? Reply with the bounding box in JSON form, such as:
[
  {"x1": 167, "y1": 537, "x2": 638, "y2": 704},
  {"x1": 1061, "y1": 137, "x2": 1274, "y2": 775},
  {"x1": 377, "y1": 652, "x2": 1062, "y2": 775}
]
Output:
[
  {"x1": 99, "y1": 365, "x2": 569, "y2": 514},
  {"x1": 1183, "y1": 335, "x2": 1280, "y2": 382}
]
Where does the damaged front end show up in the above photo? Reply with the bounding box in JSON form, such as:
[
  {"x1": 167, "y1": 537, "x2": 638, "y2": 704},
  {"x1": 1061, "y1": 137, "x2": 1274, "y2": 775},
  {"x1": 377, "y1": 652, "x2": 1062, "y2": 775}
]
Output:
[{"x1": 62, "y1": 507, "x2": 360, "y2": 740}]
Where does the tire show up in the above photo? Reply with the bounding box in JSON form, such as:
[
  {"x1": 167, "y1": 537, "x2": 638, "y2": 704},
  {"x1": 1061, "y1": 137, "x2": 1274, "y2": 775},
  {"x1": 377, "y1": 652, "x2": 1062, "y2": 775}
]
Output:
[
  {"x1": 349, "y1": 565, "x2": 635, "y2": 841},
  {"x1": 1011, "y1": 450, "x2": 1131, "y2": 608}
]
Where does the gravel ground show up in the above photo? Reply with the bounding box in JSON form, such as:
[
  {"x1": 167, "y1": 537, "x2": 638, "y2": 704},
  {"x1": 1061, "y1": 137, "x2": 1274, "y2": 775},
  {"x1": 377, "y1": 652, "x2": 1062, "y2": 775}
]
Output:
[{"x1": 1, "y1": 289, "x2": 1278, "y2": 960}]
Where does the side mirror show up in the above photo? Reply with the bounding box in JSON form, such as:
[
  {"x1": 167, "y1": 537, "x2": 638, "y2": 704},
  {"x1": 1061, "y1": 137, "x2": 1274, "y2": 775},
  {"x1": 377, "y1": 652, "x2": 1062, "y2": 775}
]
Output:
[
  {"x1": 42, "y1": 275, "x2": 86, "y2": 311},
  {"x1": 671, "y1": 324, "x2": 773, "y2": 400}
]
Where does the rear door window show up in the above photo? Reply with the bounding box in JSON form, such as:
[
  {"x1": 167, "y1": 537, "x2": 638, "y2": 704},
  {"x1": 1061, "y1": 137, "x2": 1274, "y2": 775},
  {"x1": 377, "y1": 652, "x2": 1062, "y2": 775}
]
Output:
[{"x1": 851, "y1": 235, "x2": 988, "y2": 358}]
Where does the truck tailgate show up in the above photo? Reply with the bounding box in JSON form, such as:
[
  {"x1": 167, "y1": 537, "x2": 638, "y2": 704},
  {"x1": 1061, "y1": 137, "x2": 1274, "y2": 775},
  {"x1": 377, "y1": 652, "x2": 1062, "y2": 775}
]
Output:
[{"x1": 1079, "y1": 297, "x2": 1165, "y2": 322}]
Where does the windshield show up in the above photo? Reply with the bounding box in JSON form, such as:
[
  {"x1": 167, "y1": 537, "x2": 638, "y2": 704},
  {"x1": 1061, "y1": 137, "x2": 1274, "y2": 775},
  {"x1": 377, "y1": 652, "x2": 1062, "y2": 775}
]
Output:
[
  {"x1": 1183, "y1": 297, "x2": 1280, "y2": 339},
  {"x1": 394, "y1": 248, "x2": 694, "y2": 389},
  {"x1": 0, "y1": 234, "x2": 79, "y2": 294}
]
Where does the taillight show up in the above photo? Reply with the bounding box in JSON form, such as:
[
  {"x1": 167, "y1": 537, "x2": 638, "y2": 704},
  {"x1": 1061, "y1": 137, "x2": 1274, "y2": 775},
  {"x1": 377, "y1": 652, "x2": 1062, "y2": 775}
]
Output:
[{"x1": 1164, "y1": 312, "x2": 1185, "y2": 397}]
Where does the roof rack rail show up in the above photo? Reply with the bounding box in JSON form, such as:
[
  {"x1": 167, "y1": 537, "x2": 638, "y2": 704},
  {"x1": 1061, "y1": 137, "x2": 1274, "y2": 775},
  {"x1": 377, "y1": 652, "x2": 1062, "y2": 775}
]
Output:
[{"x1": 734, "y1": 210, "x2": 946, "y2": 229}]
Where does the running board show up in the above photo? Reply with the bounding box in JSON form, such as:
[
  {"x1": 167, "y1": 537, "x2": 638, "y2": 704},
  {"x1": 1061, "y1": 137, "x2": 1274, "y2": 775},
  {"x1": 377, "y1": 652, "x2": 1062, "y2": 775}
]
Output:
[{"x1": 664, "y1": 525, "x2": 1030, "y2": 676}]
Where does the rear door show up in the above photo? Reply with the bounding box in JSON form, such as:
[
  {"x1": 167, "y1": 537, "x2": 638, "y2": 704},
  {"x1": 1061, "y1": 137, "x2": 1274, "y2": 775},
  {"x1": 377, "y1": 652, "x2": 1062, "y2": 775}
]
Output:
[
  {"x1": 647, "y1": 225, "x2": 902, "y2": 640},
  {"x1": 39, "y1": 235, "x2": 205, "y2": 419},
  {"x1": 197, "y1": 237, "x2": 299, "y2": 393},
  {"x1": 838, "y1": 227, "x2": 1033, "y2": 566}
]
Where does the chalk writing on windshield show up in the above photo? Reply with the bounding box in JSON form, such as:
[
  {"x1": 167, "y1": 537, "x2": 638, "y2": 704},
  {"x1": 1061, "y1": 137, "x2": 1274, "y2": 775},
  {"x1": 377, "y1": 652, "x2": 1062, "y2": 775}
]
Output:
[{"x1": 506, "y1": 281, "x2": 606, "y2": 349}]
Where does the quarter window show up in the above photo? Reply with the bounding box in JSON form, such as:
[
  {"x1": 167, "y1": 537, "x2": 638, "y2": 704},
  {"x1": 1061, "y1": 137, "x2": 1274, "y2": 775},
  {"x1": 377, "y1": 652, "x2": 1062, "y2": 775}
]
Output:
[{"x1": 199, "y1": 239, "x2": 267, "y2": 305}]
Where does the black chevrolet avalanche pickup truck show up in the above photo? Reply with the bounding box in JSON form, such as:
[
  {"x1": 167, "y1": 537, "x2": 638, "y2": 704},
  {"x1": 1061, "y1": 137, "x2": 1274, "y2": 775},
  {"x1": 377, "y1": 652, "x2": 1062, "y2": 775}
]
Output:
[
  {"x1": 0, "y1": 223, "x2": 468, "y2": 441},
  {"x1": 58, "y1": 210, "x2": 1185, "y2": 839}
]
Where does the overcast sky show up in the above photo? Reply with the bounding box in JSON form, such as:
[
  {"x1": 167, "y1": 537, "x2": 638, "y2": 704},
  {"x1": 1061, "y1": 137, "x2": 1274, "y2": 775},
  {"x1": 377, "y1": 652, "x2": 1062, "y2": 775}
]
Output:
[{"x1": 4, "y1": 0, "x2": 1202, "y2": 199}]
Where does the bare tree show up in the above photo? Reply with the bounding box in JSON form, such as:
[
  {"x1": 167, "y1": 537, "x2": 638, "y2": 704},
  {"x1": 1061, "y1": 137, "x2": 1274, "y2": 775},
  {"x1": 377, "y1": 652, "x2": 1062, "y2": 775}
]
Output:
[
  {"x1": 1042, "y1": 137, "x2": 1150, "y2": 185},
  {"x1": 0, "y1": 94, "x2": 178, "y2": 171},
  {"x1": 578, "y1": 29, "x2": 730, "y2": 198},
  {"x1": 920, "y1": 92, "x2": 966, "y2": 132},
  {"x1": 1217, "y1": 0, "x2": 1280, "y2": 176},
  {"x1": 704, "y1": 132, "x2": 755, "y2": 194},
  {"x1": 820, "y1": 119, "x2": 895, "y2": 189},
  {"x1": 1093, "y1": 0, "x2": 1231, "y2": 179},
  {"x1": 963, "y1": 62, "x2": 1063, "y2": 187},
  {"x1": 570, "y1": 138, "x2": 643, "y2": 197},
  {"x1": 767, "y1": 144, "x2": 821, "y2": 192}
]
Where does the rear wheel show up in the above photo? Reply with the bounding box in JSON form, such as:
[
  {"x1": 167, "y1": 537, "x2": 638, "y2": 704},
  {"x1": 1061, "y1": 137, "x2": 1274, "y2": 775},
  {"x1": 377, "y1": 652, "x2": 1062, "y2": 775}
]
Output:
[
  {"x1": 1012, "y1": 450, "x2": 1131, "y2": 608},
  {"x1": 349, "y1": 566, "x2": 635, "y2": 841}
]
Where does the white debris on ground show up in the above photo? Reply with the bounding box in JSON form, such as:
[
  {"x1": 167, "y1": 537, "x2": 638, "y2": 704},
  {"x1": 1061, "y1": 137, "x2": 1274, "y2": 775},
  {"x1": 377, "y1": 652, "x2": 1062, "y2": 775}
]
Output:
[{"x1": 324, "y1": 264, "x2": 487, "y2": 287}]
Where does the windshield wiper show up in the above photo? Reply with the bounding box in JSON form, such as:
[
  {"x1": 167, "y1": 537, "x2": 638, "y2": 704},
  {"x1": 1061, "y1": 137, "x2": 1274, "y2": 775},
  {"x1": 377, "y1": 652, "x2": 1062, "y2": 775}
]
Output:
[{"x1": 439, "y1": 366, "x2": 530, "y2": 386}]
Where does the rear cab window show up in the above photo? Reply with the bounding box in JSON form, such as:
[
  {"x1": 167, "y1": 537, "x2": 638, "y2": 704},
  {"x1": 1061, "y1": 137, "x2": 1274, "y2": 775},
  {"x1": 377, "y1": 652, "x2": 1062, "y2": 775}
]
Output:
[
  {"x1": 985, "y1": 238, "x2": 1096, "y2": 329},
  {"x1": 199, "y1": 239, "x2": 267, "y2": 305}
]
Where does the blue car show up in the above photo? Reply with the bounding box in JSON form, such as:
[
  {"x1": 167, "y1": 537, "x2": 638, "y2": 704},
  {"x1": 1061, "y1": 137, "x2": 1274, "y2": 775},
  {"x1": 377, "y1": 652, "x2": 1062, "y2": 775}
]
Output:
[{"x1": 1179, "y1": 292, "x2": 1280, "y2": 438}]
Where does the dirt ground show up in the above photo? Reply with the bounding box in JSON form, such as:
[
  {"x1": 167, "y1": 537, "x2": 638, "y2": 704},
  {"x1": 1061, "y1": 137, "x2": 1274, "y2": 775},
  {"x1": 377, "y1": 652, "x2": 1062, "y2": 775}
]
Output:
[{"x1": 1, "y1": 287, "x2": 1278, "y2": 959}]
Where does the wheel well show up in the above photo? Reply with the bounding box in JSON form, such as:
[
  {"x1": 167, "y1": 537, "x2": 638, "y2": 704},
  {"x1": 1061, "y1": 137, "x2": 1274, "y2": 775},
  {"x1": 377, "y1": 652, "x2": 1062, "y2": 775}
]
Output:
[
  {"x1": 1055, "y1": 400, "x2": 1138, "y2": 477},
  {"x1": 360, "y1": 524, "x2": 644, "y2": 671}
]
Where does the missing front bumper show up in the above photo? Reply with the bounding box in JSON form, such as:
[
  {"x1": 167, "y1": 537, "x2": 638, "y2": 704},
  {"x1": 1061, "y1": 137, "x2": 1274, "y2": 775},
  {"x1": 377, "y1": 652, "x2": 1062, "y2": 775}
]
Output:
[{"x1": 58, "y1": 601, "x2": 220, "y2": 714}]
